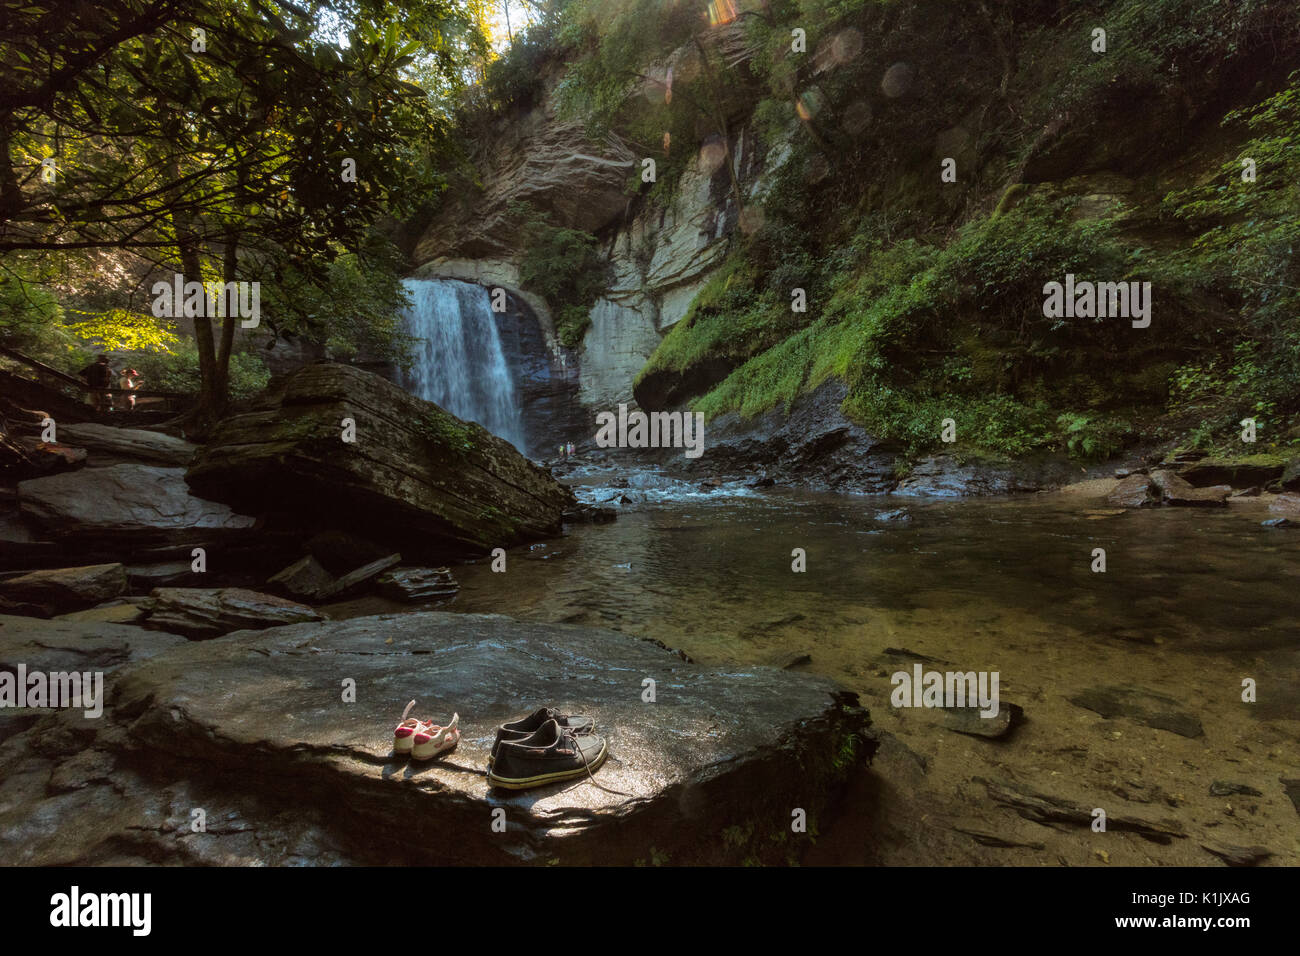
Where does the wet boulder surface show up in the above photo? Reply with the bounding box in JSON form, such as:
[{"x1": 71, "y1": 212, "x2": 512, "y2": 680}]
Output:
[{"x1": 0, "y1": 612, "x2": 870, "y2": 865}]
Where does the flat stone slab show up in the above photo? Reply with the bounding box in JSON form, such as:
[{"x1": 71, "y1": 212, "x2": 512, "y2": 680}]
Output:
[
  {"x1": 375, "y1": 566, "x2": 459, "y2": 603},
  {"x1": 142, "y1": 587, "x2": 326, "y2": 639},
  {"x1": 56, "y1": 423, "x2": 196, "y2": 468},
  {"x1": 0, "y1": 563, "x2": 127, "y2": 617},
  {"x1": 18, "y1": 464, "x2": 258, "y2": 544},
  {"x1": 110, "y1": 612, "x2": 868, "y2": 864}
]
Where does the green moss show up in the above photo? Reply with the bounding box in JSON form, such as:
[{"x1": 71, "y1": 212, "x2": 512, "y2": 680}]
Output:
[
  {"x1": 636, "y1": 252, "x2": 774, "y2": 384},
  {"x1": 413, "y1": 412, "x2": 476, "y2": 456},
  {"x1": 475, "y1": 504, "x2": 518, "y2": 537},
  {"x1": 515, "y1": 0, "x2": 1300, "y2": 462}
]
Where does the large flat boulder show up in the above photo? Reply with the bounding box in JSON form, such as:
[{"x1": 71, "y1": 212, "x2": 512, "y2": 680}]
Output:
[
  {"x1": 109, "y1": 612, "x2": 870, "y2": 864},
  {"x1": 185, "y1": 364, "x2": 575, "y2": 557},
  {"x1": 18, "y1": 464, "x2": 258, "y2": 545},
  {"x1": 56, "y1": 423, "x2": 196, "y2": 467},
  {"x1": 0, "y1": 563, "x2": 127, "y2": 617}
]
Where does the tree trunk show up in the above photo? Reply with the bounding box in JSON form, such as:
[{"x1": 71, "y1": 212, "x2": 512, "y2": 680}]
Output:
[
  {"x1": 179, "y1": 238, "x2": 222, "y2": 433},
  {"x1": 213, "y1": 228, "x2": 239, "y2": 409}
]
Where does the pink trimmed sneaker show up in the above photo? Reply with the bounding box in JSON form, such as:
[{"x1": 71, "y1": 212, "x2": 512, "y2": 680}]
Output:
[
  {"x1": 393, "y1": 700, "x2": 426, "y2": 755},
  {"x1": 411, "y1": 713, "x2": 460, "y2": 761}
]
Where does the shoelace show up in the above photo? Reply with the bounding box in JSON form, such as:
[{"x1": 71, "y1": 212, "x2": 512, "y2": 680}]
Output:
[{"x1": 563, "y1": 727, "x2": 630, "y2": 797}]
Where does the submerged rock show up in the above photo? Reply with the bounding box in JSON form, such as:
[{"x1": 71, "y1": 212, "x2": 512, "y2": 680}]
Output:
[
  {"x1": 979, "y1": 777, "x2": 1186, "y2": 842},
  {"x1": 1200, "y1": 843, "x2": 1273, "y2": 866},
  {"x1": 142, "y1": 587, "x2": 325, "y2": 639},
  {"x1": 185, "y1": 364, "x2": 575, "y2": 558},
  {"x1": 0, "y1": 563, "x2": 127, "y2": 617},
  {"x1": 562, "y1": 503, "x2": 617, "y2": 524},
  {"x1": 1209, "y1": 781, "x2": 1263, "y2": 797},
  {"x1": 942, "y1": 701, "x2": 1024, "y2": 740},
  {"x1": 1067, "y1": 684, "x2": 1204, "y2": 738},
  {"x1": 104, "y1": 612, "x2": 870, "y2": 865}
]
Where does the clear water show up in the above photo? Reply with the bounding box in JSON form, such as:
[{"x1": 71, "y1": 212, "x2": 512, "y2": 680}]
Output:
[
  {"x1": 327, "y1": 481, "x2": 1300, "y2": 862},
  {"x1": 400, "y1": 278, "x2": 525, "y2": 451}
]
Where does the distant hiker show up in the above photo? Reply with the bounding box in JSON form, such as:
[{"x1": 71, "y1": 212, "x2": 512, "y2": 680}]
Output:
[
  {"x1": 78, "y1": 355, "x2": 114, "y2": 412},
  {"x1": 567, "y1": 442, "x2": 574, "y2": 457},
  {"x1": 119, "y1": 368, "x2": 142, "y2": 409},
  {"x1": 558, "y1": 444, "x2": 566, "y2": 460}
]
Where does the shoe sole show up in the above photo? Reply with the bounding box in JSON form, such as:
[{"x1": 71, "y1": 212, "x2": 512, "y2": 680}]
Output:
[
  {"x1": 411, "y1": 738, "x2": 459, "y2": 761},
  {"x1": 487, "y1": 739, "x2": 608, "y2": 790}
]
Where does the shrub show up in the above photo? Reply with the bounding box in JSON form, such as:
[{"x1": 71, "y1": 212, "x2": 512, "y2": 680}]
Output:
[{"x1": 513, "y1": 201, "x2": 610, "y2": 349}]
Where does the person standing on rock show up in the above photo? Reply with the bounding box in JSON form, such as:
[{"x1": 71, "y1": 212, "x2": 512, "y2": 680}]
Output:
[{"x1": 78, "y1": 354, "x2": 115, "y2": 412}]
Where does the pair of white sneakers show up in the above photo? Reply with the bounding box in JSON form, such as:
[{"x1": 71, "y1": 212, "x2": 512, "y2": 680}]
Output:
[{"x1": 392, "y1": 700, "x2": 460, "y2": 760}]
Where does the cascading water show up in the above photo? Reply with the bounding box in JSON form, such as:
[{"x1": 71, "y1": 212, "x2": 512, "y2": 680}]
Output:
[{"x1": 399, "y1": 278, "x2": 526, "y2": 452}]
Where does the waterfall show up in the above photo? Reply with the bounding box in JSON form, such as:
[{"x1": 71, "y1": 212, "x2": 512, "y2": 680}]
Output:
[{"x1": 399, "y1": 278, "x2": 526, "y2": 452}]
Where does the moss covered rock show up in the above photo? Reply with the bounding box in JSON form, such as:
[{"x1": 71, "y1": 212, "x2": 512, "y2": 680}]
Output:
[{"x1": 186, "y1": 363, "x2": 575, "y2": 558}]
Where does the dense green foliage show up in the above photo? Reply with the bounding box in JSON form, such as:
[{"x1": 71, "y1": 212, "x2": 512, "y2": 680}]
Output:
[
  {"x1": 513, "y1": 201, "x2": 610, "y2": 349},
  {"x1": 537, "y1": 0, "x2": 1300, "y2": 462},
  {"x1": 0, "y1": 0, "x2": 488, "y2": 421}
]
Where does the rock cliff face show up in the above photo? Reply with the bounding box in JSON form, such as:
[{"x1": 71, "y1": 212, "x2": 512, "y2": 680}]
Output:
[
  {"x1": 580, "y1": 143, "x2": 744, "y2": 408},
  {"x1": 409, "y1": 91, "x2": 762, "y2": 414},
  {"x1": 412, "y1": 106, "x2": 636, "y2": 266}
]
